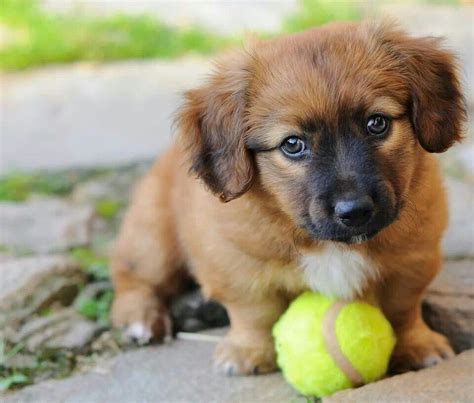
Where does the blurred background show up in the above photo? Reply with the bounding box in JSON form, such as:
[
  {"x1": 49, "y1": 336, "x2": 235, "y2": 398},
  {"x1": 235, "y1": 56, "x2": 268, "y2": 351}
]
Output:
[{"x1": 0, "y1": 0, "x2": 472, "y2": 395}]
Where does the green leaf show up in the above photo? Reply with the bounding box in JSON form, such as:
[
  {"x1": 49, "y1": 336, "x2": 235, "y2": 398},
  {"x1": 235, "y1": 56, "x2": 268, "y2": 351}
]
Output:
[
  {"x1": 74, "y1": 291, "x2": 113, "y2": 324},
  {"x1": 95, "y1": 199, "x2": 122, "y2": 220},
  {"x1": 0, "y1": 173, "x2": 34, "y2": 201},
  {"x1": 0, "y1": 169, "x2": 105, "y2": 201},
  {"x1": 96, "y1": 290, "x2": 114, "y2": 326},
  {"x1": 0, "y1": 373, "x2": 29, "y2": 391},
  {"x1": 70, "y1": 248, "x2": 109, "y2": 280},
  {"x1": 75, "y1": 297, "x2": 99, "y2": 319}
]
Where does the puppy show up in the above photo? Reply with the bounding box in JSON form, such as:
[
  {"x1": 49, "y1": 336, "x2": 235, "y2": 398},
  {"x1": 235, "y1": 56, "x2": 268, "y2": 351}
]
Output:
[{"x1": 111, "y1": 21, "x2": 465, "y2": 375}]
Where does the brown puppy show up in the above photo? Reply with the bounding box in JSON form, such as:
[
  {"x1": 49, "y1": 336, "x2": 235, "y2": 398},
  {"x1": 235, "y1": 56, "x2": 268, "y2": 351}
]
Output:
[{"x1": 111, "y1": 21, "x2": 466, "y2": 375}]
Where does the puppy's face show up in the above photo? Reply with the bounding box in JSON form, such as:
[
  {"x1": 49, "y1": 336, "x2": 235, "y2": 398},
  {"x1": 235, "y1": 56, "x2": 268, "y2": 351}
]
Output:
[
  {"x1": 177, "y1": 22, "x2": 465, "y2": 244},
  {"x1": 249, "y1": 92, "x2": 410, "y2": 243}
]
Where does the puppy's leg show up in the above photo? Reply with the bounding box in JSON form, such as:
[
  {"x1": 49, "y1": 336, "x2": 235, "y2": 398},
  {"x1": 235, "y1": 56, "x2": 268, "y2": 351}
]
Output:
[
  {"x1": 111, "y1": 163, "x2": 187, "y2": 344},
  {"x1": 213, "y1": 296, "x2": 287, "y2": 376},
  {"x1": 111, "y1": 260, "x2": 188, "y2": 344},
  {"x1": 111, "y1": 269, "x2": 172, "y2": 345},
  {"x1": 379, "y1": 255, "x2": 454, "y2": 373}
]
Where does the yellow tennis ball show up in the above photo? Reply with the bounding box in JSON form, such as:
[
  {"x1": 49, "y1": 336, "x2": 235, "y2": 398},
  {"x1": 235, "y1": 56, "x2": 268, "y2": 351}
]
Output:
[{"x1": 273, "y1": 291, "x2": 396, "y2": 398}]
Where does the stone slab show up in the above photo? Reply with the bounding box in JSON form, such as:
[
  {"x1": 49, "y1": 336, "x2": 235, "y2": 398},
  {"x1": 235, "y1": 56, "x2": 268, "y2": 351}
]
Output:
[
  {"x1": 3, "y1": 328, "x2": 303, "y2": 403},
  {"x1": 6, "y1": 337, "x2": 474, "y2": 403},
  {"x1": 6, "y1": 308, "x2": 102, "y2": 351},
  {"x1": 0, "y1": 199, "x2": 94, "y2": 253},
  {"x1": 0, "y1": 59, "x2": 210, "y2": 174},
  {"x1": 423, "y1": 259, "x2": 474, "y2": 352},
  {"x1": 0, "y1": 255, "x2": 84, "y2": 326},
  {"x1": 326, "y1": 350, "x2": 474, "y2": 403},
  {"x1": 443, "y1": 178, "x2": 474, "y2": 258},
  {"x1": 0, "y1": 255, "x2": 78, "y2": 299}
]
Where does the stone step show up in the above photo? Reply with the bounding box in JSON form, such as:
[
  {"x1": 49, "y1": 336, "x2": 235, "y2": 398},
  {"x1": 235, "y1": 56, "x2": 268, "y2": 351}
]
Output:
[
  {"x1": 423, "y1": 259, "x2": 474, "y2": 353},
  {"x1": 326, "y1": 350, "x2": 474, "y2": 403},
  {"x1": 0, "y1": 58, "x2": 211, "y2": 174},
  {"x1": 0, "y1": 255, "x2": 85, "y2": 327},
  {"x1": 2, "y1": 328, "x2": 301, "y2": 403},
  {"x1": 4, "y1": 331, "x2": 473, "y2": 402}
]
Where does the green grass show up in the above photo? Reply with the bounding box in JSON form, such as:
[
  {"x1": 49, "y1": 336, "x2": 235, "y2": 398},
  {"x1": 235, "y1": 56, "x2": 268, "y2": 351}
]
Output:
[
  {"x1": 0, "y1": 373, "x2": 29, "y2": 391},
  {"x1": 70, "y1": 247, "x2": 113, "y2": 325},
  {"x1": 74, "y1": 290, "x2": 113, "y2": 326},
  {"x1": 0, "y1": 340, "x2": 30, "y2": 391},
  {"x1": 283, "y1": 0, "x2": 360, "y2": 33},
  {"x1": 0, "y1": 247, "x2": 114, "y2": 391},
  {"x1": 95, "y1": 199, "x2": 123, "y2": 221},
  {"x1": 0, "y1": 0, "x2": 463, "y2": 71},
  {"x1": 70, "y1": 248, "x2": 109, "y2": 281},
  {"x1": 0, "y1": 0, "x2": 230, "y2": 70},
  {"x1": 282, "y1": 0, "x2": 461, "y2": 33},
  {"x1": 0, "y1": 346, "x2": 75, "y2": 391},
  {"x1": 0, "y1": 169, "x2": 106, "y2": 201},
  {"x1": 0, "y1": 0, "x2": 361, "y2": 71},
  {"x1": 0, "y1": 172, "x2": 73, "y2": 201}
]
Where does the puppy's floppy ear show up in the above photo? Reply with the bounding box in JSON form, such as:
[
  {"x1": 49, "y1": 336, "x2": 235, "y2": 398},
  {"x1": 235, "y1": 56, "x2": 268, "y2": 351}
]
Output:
[
  {"x1": 383, "y1": 27, "x2": 466, "y2": 153},
  {"x1": 405, "y1": 37, "x2": 466, "y2": 153},
  {"x1": 176, "y1": 51, "x2": 254, "y2": 202}
]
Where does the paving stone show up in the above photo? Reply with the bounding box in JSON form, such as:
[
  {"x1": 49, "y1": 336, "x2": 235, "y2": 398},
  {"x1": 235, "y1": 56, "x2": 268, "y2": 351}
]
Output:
[
  {"x1": 443, "y1": 177, "x2": 474, "y2": 258},
  {"x1": 3, "y1": 328, "x2": 303, "y2": 403},
  {"x1": 2, "y1": 354, "x2": 37, "y2": 370},
  {"x1": 0, "y1": 199, "x2": 94, "y2": 253},
  {"x1": 457, "y1": 142, "x2": 474, "y2": 179},
  {"x1": 71, "y1": 163, "x2": 151, "y2": 204},
  {"x1": 423, "y1": 259, "x2": 474, "y2": 352},
  {"x1": 0, "y1": 255, "x2": 85, "y2": 327},
  {"x1": 0, "y1": 59, "x2": 210, "y2": 174},
  {"x1": 6, "y1": 308, "x2": 102, "y2": 351},
  {"x1": 325, "y1": 350, "x2": 474, "y2": 403}
]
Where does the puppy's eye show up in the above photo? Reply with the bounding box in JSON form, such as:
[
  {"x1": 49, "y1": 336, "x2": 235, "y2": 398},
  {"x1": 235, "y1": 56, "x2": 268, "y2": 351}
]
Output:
[
  {"x1": 367, "y1": 114, "x2": 390, "y2": 137},
  {"x1": 280, "y1": 136, "x2": 307, "y2": 158}
]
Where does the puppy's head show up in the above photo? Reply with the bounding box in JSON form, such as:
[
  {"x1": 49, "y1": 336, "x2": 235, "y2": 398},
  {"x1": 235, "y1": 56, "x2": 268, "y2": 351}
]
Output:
[{"x1": 176, "y1": 21, "x2": 466, "y2": 243}]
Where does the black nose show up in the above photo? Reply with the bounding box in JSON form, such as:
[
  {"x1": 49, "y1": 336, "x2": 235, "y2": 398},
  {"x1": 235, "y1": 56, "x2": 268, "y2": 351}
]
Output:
[{"x1": 334, "y1": 196, "x2": 374, "y2": 227}]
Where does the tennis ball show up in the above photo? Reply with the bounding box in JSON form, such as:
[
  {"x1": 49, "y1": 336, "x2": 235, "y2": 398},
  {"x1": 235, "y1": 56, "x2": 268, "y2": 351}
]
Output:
[{"x1": 273, "y1": 291, "x2": 395, "y2": 397}]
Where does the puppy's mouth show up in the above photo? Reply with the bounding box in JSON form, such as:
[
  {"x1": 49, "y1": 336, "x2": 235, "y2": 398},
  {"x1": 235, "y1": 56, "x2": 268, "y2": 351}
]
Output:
[
  {"x1": 331, "y1": 230, "x2": 379, "y2": 244},
  {"x1": 301, "y1": 208, "x2": 399, "y2": 245},
  {"x1": 303, "y1": 223, "x2": 378, "y2": 244}
]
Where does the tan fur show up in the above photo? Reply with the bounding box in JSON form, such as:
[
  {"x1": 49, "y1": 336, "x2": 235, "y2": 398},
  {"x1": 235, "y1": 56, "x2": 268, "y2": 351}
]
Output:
[{"x1": 111, "y1": 21, "x2": 465, "y2": 375}]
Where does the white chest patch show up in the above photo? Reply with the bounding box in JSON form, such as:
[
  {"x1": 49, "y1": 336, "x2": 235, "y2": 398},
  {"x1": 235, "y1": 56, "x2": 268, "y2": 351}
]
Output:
[{"x1": 301, "y1": 244, "x2": 379, "y2": 300}]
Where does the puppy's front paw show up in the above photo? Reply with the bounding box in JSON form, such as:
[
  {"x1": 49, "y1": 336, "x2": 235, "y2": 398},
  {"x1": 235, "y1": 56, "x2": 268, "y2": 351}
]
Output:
[
  {"x1": 122, "y1": 321, "x2": 155, "y2": 345},
  {"x1": 213, "y1": 338, "x2": 277, "y2": 376},
  {"x1": 390, "y1": 324, "x2": 454, "y2": 373},
  {"x1": 111, "y1": 290, "x2": 172, "y2": 345}
]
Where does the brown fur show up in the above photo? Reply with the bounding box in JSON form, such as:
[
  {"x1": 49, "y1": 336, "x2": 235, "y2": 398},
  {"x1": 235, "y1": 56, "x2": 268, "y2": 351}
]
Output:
[{"x1": 111, "y1": 21, "x2": 466, "y2": 375}]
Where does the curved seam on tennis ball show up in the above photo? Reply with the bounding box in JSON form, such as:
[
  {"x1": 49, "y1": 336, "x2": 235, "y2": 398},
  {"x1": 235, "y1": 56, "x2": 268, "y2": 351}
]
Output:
[
  {"x1": 322, "y1": 300, "x2": 365, "y2": 387},
  {"x1": 336, "y1": 301, "x2": 396, "y2": 384}
]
